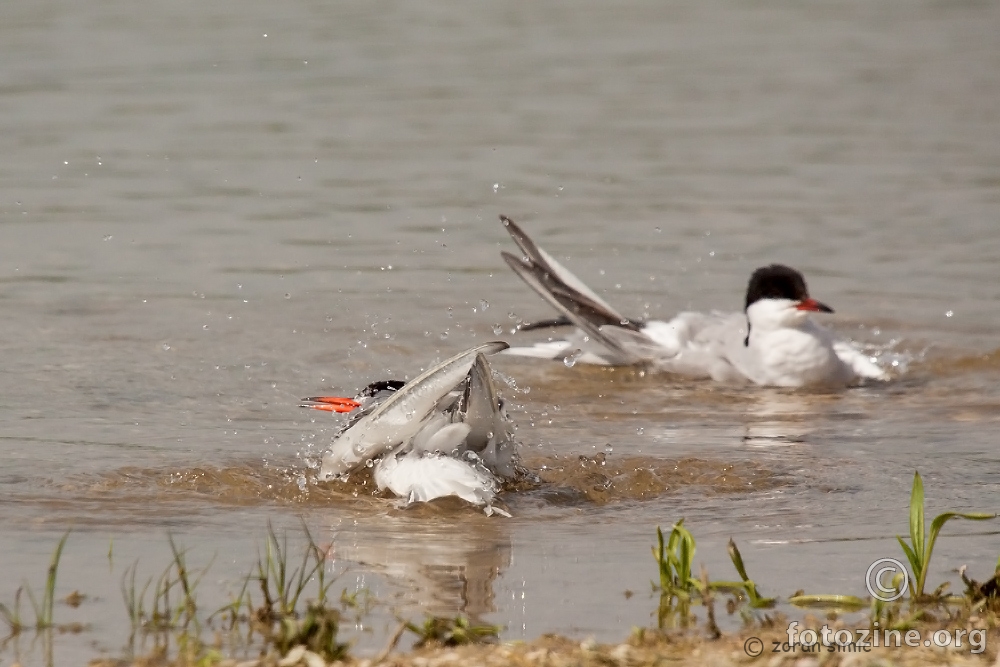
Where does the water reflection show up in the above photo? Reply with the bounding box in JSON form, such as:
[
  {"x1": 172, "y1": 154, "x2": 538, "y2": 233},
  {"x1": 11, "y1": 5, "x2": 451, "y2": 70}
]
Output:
[
  {"x1": 326, "y1": 512, "x2": 511, "y2": 619},
  {"x1": 741, "y1": 390, "x2": 820, "y2": 448}
]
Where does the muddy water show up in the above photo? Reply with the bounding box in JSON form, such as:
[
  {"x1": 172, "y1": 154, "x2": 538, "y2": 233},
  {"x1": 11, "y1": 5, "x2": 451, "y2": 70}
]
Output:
[{"x1": 2, "y1": 0, "x2": 1000, "y2": 663}]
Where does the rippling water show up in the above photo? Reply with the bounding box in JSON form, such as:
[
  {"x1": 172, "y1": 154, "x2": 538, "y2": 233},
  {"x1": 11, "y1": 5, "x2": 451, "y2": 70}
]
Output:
[{"x1": 2, "y1": 0, "x2": 1000, "y2": 663}]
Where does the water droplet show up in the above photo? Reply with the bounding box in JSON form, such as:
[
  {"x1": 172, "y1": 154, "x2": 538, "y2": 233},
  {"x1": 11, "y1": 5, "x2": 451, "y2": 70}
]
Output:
[
  {"x1": 492, "y1": 324, "x2": 503, "y2": 335},
  {"x1": 945, "y1": 310, "x2": 954, "y2": 318},
  {"x1": 284, "y1": 293, "x2": 291, "y2": 299},
  {"x1": 480, "y1": 299, "x2": 489, "y2": 311},
  {"x1": 365, "y1": 459, "x2": 374, "y2": 468},
  {"x1": 604, "y1": 444, "x2": 613, "y2": 453},
  {"x1": 636, "y1": 427, "x2": 644, "y2": 435},
  {"x1": 440, "y1": 330, "x2": 449, "y2": 339},
  {"x1": 103, "y1": 234, "x2": 113, "y2": 241},
  {"x1": 493, "y1": 183, "x2": 500, "y2": 192},
  {"x1": 161, "y1": 343, "x2": 171, "y2": 351},
  {"x1": 563, "y1": 349, "x2": 584, "y2": 367}
]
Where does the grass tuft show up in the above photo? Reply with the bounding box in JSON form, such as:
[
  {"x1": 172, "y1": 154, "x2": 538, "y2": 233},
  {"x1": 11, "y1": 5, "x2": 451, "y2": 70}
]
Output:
[
  {"x1": 651, "y1": 520, "x2": 774, "y2": 629},
  {"x1": 0, "y1": 530, "x2": 70, "y2": 634},
  {"x1": 405, "y1": 615, "x2": 501, "y2": 648},
  {"x1": 896, "y1": 471, "x2": 996, "y2": 599}
]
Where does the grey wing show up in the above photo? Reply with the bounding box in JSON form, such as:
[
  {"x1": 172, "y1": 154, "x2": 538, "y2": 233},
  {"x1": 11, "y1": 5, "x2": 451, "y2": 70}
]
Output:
[
  {"x1": 318, "y1": 341, "x2": 510, "y2": 480},
  {"x1": 499, "y1": 215, "x2": 645, "y2": 365}
]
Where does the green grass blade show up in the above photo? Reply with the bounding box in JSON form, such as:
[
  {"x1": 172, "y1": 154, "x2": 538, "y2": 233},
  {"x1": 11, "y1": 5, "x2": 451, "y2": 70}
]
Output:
[
  {"x1": 0, "y1": 587, "x2": 23, "y2": 633},
  {"x1": 896, "y1": 536, "x2": 920, "y2": 582},
  {"x1": 656, "y1": 526, "x2": 668, "y2": 589},
  {"x1": 120, "y1": 562, "x2": 138, "y2": 625},
  {"x1": 288, "y1": 535, "x2": 315, "y2": 612},
  {"x1": 910, "y1": 471, "x2": 925, "y2": 565},
  {"x1": 928, "y1": 511, "x2": 996, "y2": 538},
  {"x1": 678, "y1": 530, "x2": 693, "y2": 585},
  {"x1": 789, "y1": 594, "x2": 866, "y2": 609},
  {"x1": 167, "y1": 534, "x2": 197, "y2": 624},
  {"x1": 41, "y1": 531, "x2": 70, "y2": 627},
  {"x1": 666, "y1": 523, "x2": 681, "y2": 560},
  {"x1": 278, "y1": 530, "x2": 289, "y2": 607},
  {"x1": 744, "y1": 581, "x2": 776, "y2": 608},
  {"x1": 727, "y1": 539, "x2": 750, "y2": 582},
  {"x1": 301, "y1": 520, "x2": 333, "y2": 606},
  {"x1": 706, "y1": 580, "x2": 750, "y2": 592},
  {"x1": 918, "y1": 511, "x2": 997, "y2": 596}
]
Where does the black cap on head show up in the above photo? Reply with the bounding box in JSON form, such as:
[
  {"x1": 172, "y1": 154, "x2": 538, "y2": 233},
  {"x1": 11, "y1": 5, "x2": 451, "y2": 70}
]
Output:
[
  {"x1": 744, "y1": 264, "x2": 810, "y2": 311},
  {"x1": 359, "y1": 379, "x2": 406, "y2": 398}
]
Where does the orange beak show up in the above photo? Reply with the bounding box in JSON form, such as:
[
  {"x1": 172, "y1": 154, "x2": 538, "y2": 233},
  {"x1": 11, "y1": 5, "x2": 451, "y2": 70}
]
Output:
[
  {"x1": 299, "y1": 396, "x2": 362, "y2": 413},
  {"x1": 795, "y1": 298, "x2": 834, "y2": 314}
]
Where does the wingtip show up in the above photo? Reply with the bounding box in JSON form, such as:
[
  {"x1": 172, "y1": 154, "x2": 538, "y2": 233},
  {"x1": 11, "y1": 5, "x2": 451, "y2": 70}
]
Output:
[
  {"x1": 480, "y1": 340, "x2": 510, "y2": 354},
  {"x1": 498, "y1": 214, "x2": 526, "y2": 240},
  {"x1": 500, "y1": 249, "x2": 529, "y2": 267}
]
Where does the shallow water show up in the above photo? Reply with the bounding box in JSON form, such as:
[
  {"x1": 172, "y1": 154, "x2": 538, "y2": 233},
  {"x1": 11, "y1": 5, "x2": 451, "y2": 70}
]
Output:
[{"x1": 2, "y1": 0, "x2": 1000, "y2": 663}]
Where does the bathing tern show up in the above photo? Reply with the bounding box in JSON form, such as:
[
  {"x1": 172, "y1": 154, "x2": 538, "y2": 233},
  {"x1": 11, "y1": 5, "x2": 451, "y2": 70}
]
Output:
[
  {"x1": 302, "y1": 342, "x2": 519, "y2": 515},
  {"x1": 499, "y1": 215, "x2": 888, "y2": 387}
]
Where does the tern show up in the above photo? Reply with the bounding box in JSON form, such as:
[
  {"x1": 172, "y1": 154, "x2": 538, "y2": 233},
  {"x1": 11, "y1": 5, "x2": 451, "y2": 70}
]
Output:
[
  {"x1": 499, "y1": 216, "x2": 888, "y2": 387},
  {"x1": 302, "y1": 342, "x2": 519, "y2": 515}
]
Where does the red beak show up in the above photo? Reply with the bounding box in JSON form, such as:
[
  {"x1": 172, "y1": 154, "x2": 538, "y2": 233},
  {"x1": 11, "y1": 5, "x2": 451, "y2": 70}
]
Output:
[
  {"x1": 795, "y1": 298, "x2": 834, "y2": 314},
  {"x1": 299, "y1": 396, "x2": 362, "y2": 413}
]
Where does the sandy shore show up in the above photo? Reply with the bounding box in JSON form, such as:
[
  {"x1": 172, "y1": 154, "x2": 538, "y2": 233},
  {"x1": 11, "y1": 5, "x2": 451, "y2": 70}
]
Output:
[{"x1": 87, "y1": 626, "x2": 999, "y2": 667}]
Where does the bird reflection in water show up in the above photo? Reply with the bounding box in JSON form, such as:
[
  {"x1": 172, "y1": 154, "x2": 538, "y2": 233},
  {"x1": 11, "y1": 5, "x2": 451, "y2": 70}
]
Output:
[
  {"x1": 324, "y1": 512, "x2": 512, "y2": 620},
  {"x1": 741, "y1": 389, "x2": 836, "y2": 448}
]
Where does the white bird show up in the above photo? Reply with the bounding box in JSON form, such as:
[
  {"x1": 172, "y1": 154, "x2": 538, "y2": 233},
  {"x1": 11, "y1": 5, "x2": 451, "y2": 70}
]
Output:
[
  {"x1": 499, "y1": 216, "x2": 889, "y2": 388},
  {"x1": 302, "y1": 342, "x2": 520, "y2": 515}
]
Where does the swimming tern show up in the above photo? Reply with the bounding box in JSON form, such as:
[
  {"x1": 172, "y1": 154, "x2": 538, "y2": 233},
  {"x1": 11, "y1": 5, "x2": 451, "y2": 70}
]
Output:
[{"x1": 499, "y1": 215, "x2": 888, "y2": 387}]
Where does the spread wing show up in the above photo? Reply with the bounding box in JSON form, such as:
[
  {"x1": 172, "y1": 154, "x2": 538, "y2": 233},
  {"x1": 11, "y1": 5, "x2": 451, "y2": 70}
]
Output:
[
  {"x1": 318, "y1": 341, "x2": 509, "y2": 480},
  {"x1": 500, "y1": 215, "x2": 646, "y2": 364}
]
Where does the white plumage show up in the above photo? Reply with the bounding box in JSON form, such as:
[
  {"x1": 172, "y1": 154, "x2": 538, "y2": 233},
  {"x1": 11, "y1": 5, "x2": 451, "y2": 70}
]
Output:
[
  {"x1": 305, "y1": 342, "x2": 519, "y2": 515},
  {"x1": 499, "y1": 216, "x2": 889, "y2": 388}
]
